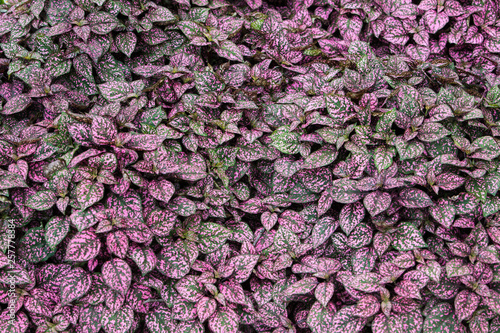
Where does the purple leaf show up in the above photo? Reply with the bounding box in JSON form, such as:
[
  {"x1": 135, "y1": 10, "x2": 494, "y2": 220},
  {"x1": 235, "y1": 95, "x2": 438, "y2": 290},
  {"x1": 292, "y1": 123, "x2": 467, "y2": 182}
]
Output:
[{"x1": 148, "y1": 179, "x2": 175, "y2": 203}]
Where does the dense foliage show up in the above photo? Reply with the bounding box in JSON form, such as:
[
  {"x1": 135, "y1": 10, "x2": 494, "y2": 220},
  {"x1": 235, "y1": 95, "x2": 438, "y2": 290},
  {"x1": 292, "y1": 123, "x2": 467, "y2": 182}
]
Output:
[{"x1": 1, "y1": 0, "x2": 500, "y2": 332}]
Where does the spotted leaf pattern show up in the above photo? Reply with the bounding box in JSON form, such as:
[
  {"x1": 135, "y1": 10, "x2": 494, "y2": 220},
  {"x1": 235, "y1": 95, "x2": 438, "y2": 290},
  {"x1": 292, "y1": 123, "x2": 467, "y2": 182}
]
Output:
[{"x1": 4, "y1": 0, "x2": 500, "y2": 332}]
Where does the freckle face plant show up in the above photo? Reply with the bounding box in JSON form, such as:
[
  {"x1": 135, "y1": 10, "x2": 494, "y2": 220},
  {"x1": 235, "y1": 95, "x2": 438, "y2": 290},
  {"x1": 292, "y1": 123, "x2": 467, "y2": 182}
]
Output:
[{"x1": 1, "y1": 0, "x2": 500, "y2": 332}]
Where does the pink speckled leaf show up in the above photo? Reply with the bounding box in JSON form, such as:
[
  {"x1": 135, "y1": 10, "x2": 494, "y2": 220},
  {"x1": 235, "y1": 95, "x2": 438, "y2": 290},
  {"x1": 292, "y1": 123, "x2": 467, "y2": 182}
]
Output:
[
  {"x1": 0, "y1": 172, "x2": 28, "y2": 190},
  {"x1": 18, "y1": 227, "x2": 56, "y2": 263},
  {"x1": 454, "y1": 290, "x2": 479, "y2": 321},
  {"x1": 436, "y1": 173, "x2": 465, "y2": 191},
  {"x1": 417, "y1": 122, "x2": 451, "y2": 142},
  {"x1": 353, "y1": 295, "x2": 380, "y2": 317},
  {"x1": 208, "y1": 307, "x2": 239, "y2": 333},
  {"x1": 429, "y1": 199, "x2": 456, "y2": 229},
  {"x1": 423, "y1": 303, "x2": 463, "y2": 333},
  {"x1": 25, "y1": 190, "x2": 56, "y2": 211},
  {"x1": 106, "y1": 231, "x2": 129, "y2": 259},
  {"x1": 317, "y1": 187, "x2": 334, "y2": 217},
  {"x1": 245, "y1": 0, "x2": 262, "y2": 10},
  {"x1": 147, "y1": 209, "x2": 177, "y2": 237},
  {"x1": 129, "y1": 246, "x2": 157, "y2": 276},
  {"x1": 91, "y1": 116, "x2": 117, "y2": 145},
  {"x1": 145, "y1": 308, "x2": 176, "y2": 333},
  {"x1": 307, "y1": 301, "x2": 336, "y2": 333},
  {"x1": 394, "y1": 280, "x2": 421, "y2": 300},
  {"x1": 215, "y1": 41, "x2": 244, "y2": 62},
  {"x1": 196, "y1": 222, "x2": 232, "y2": 254},
  {"x1": 116, "y1": 32, "x2": 136, "y2": 58},
  {"x1": 311, "y1": 216, "x2": 337, "y2": 248},
  {"x1": 88, "y1": 11, "x2": 119, "y2": 35},
  {"x1": 44, "y1": 216, "x2": 69, "y2": 250},
  {"x1": 2, "y1": 94, "x2": 31, "y2": 115},
  {"x1": 98, "y1": 81, "x2": 132, "y2": 102},
  {"x1": 60, "y1": 267, "x2": 92, "y2": 305},
  {"x1": 219, "y1": 279, "x2": 247, "y2": 305},
  {"x1": 423, "y1": 10, "x2": 449, "y2": 34},
  {"x1": 229, "y1": 254, "x2": 259, "y2": 283},
  {"x1": 399, "y1": 188, "x2": 433, "y2": 208},
  {"x1": 392, "y1": 222, "x2": 427, "y2": 251},
  {"x1": 102, "y1": 258, "x2": 132, "y2": 296},
  {"x1": 349, "y1": 272, "x2": 381, "y2": 293},
  {"x1": 331, "y1": 306, "x2": 368, "y2": 333},
  {"x1": 157, "y1": 242, "x2": 192, "y2": 279},
  {"x1": 284, "y1": 277, "x2": 318, "y2": 296},
  {"x1": 303, "y1": 145, "x2": 338, "y2": 169},
  {"x1": 175, "y1": 276, "x2": 204, "y2": 302},
  {"x1": 77, "y1": 180, "x2": 104, "y2": 210},
  {"x1": 101, "y1": 305, "x2": 134, "y2": 333},
  {"x1": 339, "y1": 201, "x2": 366, "y2": 236},
  {"x1": 314, "y1": 282, "x2": 334, "y2": 308},
  {"x1": 330, "y1": 178, "x2": 364, "y2": 204},
  {"x1": 65, "y1": 229, "x2": 101, "y2": 262},
  {"x1": 196, "y1": 297, "x2": 217, "y2": 323},
  {"x1": 372, "y1": 313, "x2": 404, "y2": 333},
  {"x1": 363, "y1": 191, "x2": 391, "y2": 217}
]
